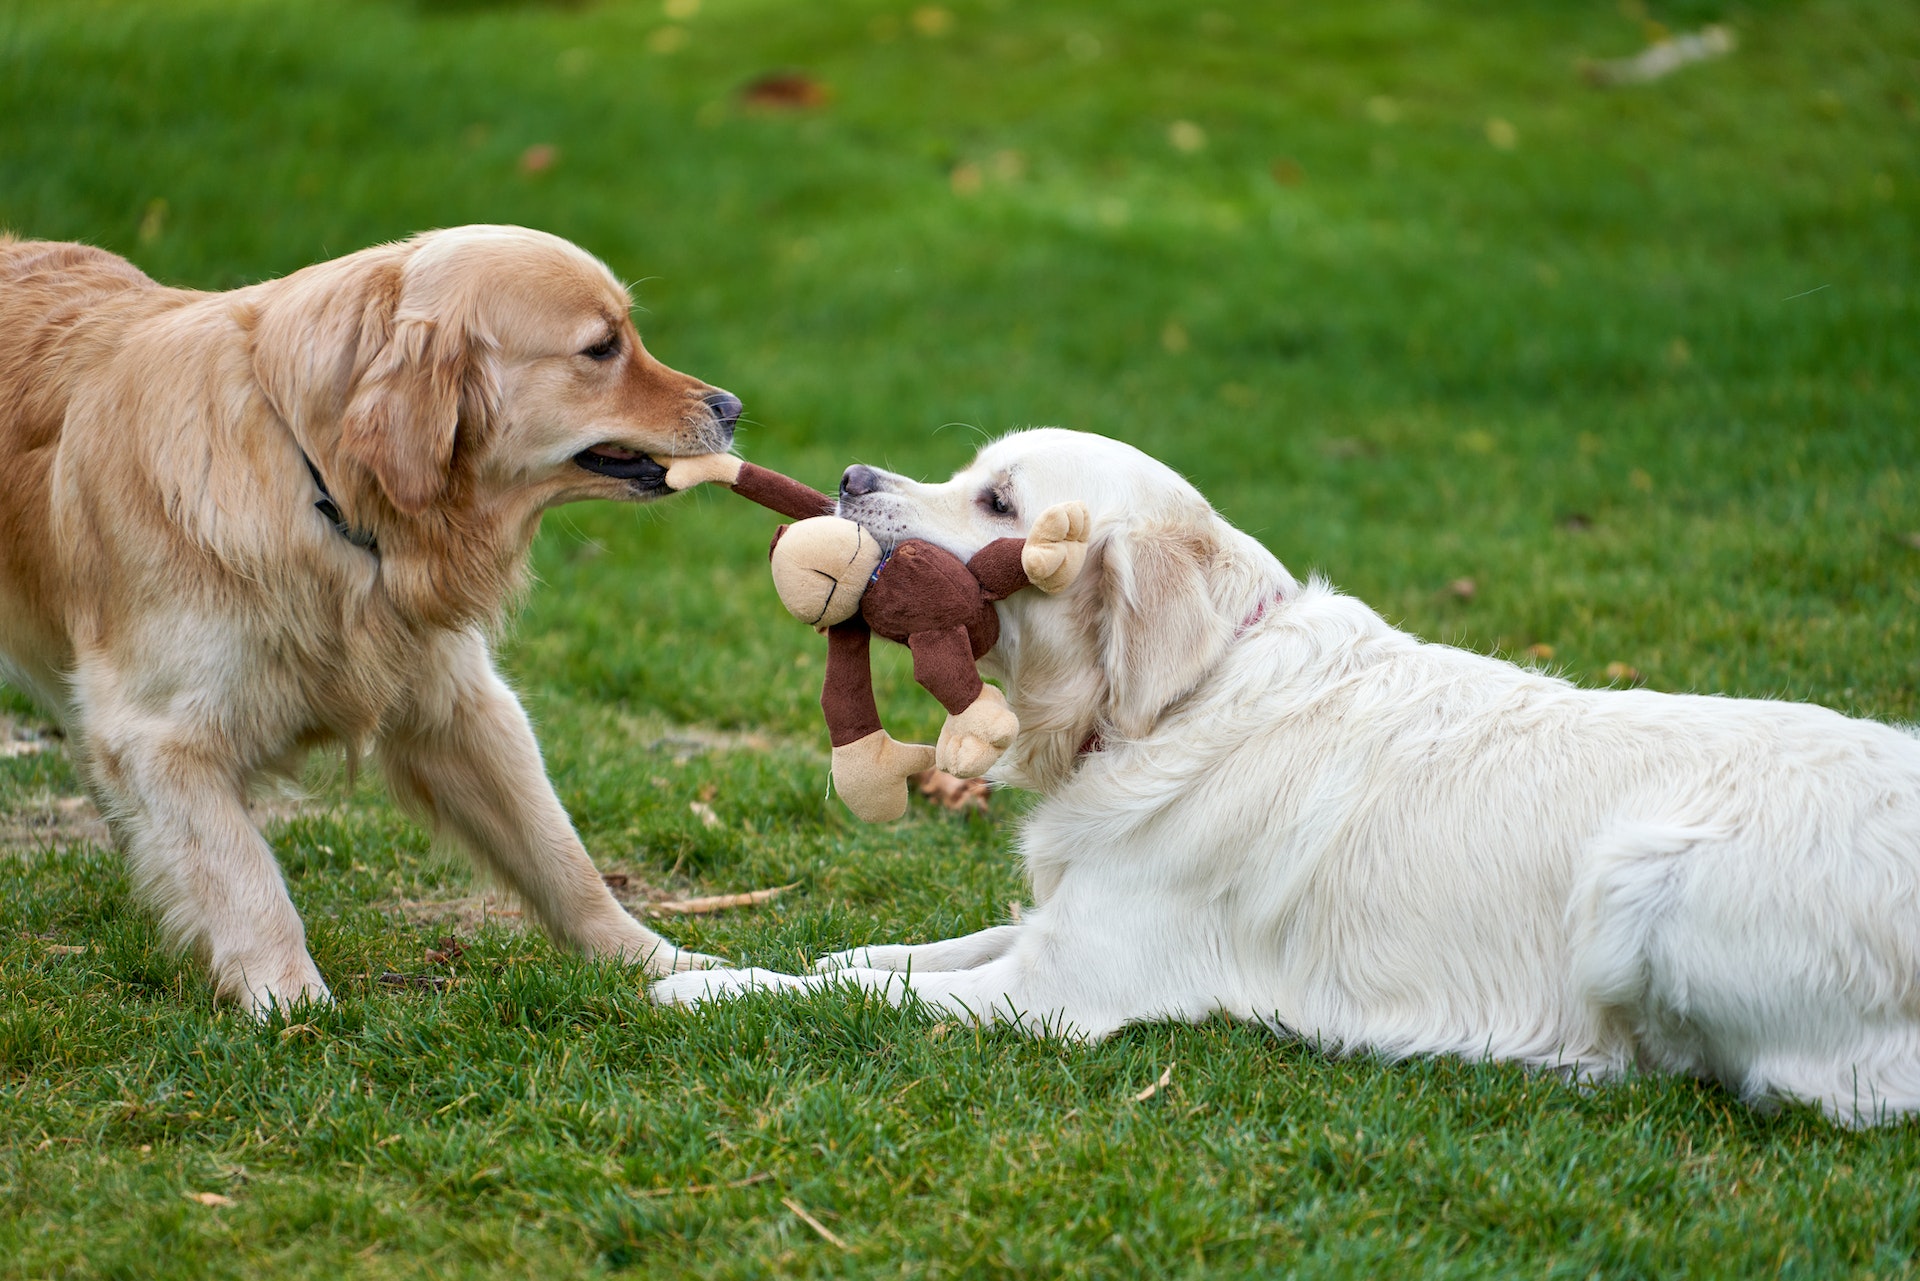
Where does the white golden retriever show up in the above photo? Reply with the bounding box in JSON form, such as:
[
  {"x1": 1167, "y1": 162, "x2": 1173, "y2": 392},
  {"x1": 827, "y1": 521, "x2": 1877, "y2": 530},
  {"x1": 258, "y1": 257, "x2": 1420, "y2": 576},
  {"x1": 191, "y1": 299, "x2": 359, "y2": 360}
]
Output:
[
  {"x1": 1, "y1": 226, "x2": 734, "y2": 1014},
  {"x1": 654, "y1": 428, "x2": 1920, "y2": 1125}
]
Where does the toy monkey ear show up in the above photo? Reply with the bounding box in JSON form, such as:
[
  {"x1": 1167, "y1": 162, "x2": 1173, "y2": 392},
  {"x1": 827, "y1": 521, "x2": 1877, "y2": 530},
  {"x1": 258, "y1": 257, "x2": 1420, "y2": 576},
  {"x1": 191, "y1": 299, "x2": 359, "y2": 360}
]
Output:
[{"x1": 769, "y1": 516, "x2": 882, "y2": 627}]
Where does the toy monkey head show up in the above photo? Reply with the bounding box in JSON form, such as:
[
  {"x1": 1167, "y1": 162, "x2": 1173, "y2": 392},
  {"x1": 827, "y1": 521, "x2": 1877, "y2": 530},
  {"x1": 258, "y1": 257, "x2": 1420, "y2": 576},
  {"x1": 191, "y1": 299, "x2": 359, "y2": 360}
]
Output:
[{"x1": 769, "y1": 515, "x2": 885, "y2": 627}]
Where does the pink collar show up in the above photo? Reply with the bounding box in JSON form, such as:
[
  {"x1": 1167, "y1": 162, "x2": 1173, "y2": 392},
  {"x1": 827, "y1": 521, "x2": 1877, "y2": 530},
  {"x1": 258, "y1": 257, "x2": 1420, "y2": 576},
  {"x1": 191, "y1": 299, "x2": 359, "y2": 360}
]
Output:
[{"x1": 1076, "y1": 588, "x2": 1285, "y2": 758}]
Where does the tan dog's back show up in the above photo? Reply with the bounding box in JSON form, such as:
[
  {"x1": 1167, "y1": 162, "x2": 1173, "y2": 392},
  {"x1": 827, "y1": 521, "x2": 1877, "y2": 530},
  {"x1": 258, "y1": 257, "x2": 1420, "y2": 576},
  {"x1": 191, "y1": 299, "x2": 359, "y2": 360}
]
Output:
[{"x1": 0, "y1": 239, "x2": 195, "y2": 700}]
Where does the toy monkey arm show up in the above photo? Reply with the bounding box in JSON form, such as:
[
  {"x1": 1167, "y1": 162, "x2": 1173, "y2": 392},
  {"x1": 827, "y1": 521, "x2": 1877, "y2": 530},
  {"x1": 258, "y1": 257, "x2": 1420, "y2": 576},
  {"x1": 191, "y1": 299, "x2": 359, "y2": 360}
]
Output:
[
  {"x1": 666, "y1": 454, "x2": 834, "y2": 522},
  {"x1": 967, "y1": 538, "x2": 1033, "y2": 602},
  {"x1": 821, "y1": 621, "x2": 885, "y2": 747},
  {"x1": 909, "y1": 626, "x2": 987, "y2": 717}
]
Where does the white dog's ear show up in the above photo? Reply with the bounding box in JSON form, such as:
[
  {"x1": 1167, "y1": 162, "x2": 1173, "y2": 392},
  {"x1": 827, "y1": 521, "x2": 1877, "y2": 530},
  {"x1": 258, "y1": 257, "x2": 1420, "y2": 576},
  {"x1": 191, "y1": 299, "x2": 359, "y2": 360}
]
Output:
[
  {"x1": 339, "y1": 313, "x2": 496, "y2": 516},
  {"x1": 1093, "y1": 515, "x2": 1232, "y2": 739}
]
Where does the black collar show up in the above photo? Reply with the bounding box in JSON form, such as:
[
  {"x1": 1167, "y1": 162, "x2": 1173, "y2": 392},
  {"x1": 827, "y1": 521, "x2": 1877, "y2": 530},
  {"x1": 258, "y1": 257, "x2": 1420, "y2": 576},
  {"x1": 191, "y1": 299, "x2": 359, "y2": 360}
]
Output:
[{"x1": 302, "y1": 452, "x2": 378, "y2": 554}]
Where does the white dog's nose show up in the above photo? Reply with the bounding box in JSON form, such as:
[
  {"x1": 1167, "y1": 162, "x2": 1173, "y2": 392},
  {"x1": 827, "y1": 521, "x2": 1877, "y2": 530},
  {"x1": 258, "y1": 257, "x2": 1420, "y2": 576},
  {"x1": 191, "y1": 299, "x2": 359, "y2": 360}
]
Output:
[{"x1": 840, "y1": 464, "x2": 883, "y2": 498}]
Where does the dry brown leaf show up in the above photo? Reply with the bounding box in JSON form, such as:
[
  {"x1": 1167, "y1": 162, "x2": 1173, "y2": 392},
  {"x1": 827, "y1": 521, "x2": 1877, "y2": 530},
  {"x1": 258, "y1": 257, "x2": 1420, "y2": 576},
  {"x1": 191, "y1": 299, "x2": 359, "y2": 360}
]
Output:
[
  {"x1": 518, "y1": 144, "x2": 557, "y2": 174},
  {"x1": 912, "y1": 769, "x2": 991, "y2": 814},
  {"x1": 1604, "y1": 661, "x2": 1646, "y2": 686},
  {"x1": 738, "y1": 71, "x2": 832, "y2": 110},
  {"x1": 185, "y1": 1191, "x2": 235, "y2": 1208},
  {"x1": 1133, "y1": 1065, "x2": 1174, "y2": 1102},
  {"x1": 647, "y1": 883, "x2": 798, "y2": 917},
  {"x1": 1524, "y1": 643, "x2": 1556, "y2": 662}
]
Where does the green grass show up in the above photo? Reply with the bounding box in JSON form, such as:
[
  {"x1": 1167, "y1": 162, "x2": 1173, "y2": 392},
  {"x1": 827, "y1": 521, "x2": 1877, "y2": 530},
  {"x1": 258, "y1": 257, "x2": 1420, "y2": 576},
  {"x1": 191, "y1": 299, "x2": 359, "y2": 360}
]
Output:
[{"x1": 3, "y1": 0, "x2": 1919, "y2": 1274}]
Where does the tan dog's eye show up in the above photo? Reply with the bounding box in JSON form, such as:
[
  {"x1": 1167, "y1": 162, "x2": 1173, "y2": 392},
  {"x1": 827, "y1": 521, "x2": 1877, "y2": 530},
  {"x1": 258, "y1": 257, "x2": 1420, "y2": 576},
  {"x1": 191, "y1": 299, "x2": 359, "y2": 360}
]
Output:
[{"x1": 581, "y1": 334, "x2": 621, "y2": 361}]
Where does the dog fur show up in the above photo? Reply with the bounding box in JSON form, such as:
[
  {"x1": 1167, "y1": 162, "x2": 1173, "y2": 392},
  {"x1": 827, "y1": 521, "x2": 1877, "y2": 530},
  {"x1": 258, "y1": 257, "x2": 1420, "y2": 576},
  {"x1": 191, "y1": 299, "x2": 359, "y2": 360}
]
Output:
[
  {"x1": 653, "y1": 428, "x2": 1920, "y2": 1125},
  {"x1": 0, "y1": 226, "x2": 734, "y2": 1014}
]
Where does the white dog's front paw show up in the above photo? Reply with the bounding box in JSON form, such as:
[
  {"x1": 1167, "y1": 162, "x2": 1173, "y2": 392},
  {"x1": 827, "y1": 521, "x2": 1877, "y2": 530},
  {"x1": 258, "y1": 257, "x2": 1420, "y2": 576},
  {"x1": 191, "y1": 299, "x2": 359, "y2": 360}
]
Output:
[
  {"x1": 813, "y1": 946, "x2": 908, "y2": 973},
  {"x1": 648, "y1": 967, "x2": 805, "y2": 1006}
]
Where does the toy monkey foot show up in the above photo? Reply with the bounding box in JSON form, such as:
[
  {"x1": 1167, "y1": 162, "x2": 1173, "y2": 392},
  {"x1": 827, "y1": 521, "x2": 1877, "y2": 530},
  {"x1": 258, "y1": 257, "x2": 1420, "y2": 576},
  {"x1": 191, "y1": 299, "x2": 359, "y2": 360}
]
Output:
[
  {"x1": 1022, "y1": 500, "x2": 1091, "y2": 593},
  {"x1": 832, "y1": 730, "x2": 937, "y2": 823},
  {"x1": 935, "y1": 684, "x2": 1019, "y2": 779},
  {"x1": 663, "y1": 453, "x2": 744, "y2": 491}
]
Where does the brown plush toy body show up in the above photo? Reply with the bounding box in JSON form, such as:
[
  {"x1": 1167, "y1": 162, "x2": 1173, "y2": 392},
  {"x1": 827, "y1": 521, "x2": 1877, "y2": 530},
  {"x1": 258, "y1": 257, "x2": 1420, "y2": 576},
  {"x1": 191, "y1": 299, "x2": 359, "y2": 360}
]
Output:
[{"x1": 666, "y1": 455, "x2": 1087, "y2": 821}]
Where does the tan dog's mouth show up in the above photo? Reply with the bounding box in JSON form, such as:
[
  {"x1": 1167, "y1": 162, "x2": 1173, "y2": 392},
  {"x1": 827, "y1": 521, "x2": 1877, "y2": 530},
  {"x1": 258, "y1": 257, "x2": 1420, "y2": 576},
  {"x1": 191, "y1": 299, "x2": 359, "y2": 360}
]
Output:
[{"x1": 573, "y1": 443, "x2": 668, "y2": 489}]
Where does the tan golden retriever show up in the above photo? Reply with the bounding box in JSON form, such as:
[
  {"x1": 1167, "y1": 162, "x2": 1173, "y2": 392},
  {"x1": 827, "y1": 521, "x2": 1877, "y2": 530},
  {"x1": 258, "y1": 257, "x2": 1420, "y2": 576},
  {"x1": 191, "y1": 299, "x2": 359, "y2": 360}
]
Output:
[{"x1": 0, "y1": 225, "x2": 735, "y2": 1014}]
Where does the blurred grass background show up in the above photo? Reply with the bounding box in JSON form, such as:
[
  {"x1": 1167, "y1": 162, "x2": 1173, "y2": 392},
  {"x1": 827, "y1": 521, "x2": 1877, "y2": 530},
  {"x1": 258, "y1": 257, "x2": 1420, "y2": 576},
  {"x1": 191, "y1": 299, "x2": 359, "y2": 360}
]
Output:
[{"x1": 2, "y1": 0, "x2": 1918, "y2": 1276}]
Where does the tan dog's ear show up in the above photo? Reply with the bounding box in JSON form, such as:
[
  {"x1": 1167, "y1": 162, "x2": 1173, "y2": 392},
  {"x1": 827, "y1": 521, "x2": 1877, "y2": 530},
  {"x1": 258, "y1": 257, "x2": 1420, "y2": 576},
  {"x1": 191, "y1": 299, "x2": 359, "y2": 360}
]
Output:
[
  {"x1": 341, "y1": 316, "x2": 497, "y2": 516},
  {"x1": 1093, "y1": 515, "x2": 1231, "y2": 739}
]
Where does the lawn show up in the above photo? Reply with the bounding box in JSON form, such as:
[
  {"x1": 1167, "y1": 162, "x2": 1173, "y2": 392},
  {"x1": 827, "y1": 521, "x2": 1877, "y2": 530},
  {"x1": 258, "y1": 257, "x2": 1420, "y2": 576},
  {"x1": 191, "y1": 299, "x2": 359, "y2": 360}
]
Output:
[{"x1": 2, "y1": 0, "x2": 1918, "y2": 1274}]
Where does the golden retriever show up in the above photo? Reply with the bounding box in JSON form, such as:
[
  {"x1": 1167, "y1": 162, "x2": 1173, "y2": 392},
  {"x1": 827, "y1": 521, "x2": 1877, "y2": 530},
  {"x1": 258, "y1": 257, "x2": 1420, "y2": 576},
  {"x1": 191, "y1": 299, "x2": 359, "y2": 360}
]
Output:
[
  {"x1": 656, "y1": 428, "x2": 1920, "y2": 1125},
  {"x1": 0, "y1": 225, "x2": 736, "y2": 1014}
]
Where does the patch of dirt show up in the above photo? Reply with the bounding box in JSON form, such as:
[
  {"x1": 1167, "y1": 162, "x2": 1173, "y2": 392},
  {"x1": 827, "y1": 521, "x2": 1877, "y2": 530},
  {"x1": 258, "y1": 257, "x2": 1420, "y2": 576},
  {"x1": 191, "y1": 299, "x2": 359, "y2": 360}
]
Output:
[{"x1": 0, "y1": 792, "x2": 110, "y2": 855}]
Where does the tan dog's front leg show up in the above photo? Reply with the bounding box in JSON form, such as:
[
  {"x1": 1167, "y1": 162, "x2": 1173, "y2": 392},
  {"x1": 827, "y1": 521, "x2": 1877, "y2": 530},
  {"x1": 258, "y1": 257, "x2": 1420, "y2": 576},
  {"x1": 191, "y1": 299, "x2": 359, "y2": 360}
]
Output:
[
  {"x1": 382, "y1": 633, "x2": 717, "y2": 976},
  {"x1": 74, "y1": 661, "x2": 327, "y2": 1018}
]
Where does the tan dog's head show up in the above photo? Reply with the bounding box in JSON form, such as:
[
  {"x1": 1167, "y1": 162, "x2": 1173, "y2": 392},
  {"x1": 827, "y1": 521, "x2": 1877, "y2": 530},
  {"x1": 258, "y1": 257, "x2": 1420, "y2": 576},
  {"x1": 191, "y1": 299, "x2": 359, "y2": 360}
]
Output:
[
  {"x1": 836, "y1": 428, "x2": 1292, "y2": 791},
  {"x1": 250, "y1": 224, "x2": 738, "y2": 522}
]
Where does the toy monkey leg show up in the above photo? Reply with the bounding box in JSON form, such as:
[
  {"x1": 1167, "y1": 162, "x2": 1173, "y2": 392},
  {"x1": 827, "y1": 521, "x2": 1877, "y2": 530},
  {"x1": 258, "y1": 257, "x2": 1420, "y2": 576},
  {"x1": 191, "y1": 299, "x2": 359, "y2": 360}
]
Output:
[
  {"x1": 909, "y1": 625, "x2": 987, "y2": 716},
  {"x1": 822, "y1": 621, "x2": 884, "y2": 747}
]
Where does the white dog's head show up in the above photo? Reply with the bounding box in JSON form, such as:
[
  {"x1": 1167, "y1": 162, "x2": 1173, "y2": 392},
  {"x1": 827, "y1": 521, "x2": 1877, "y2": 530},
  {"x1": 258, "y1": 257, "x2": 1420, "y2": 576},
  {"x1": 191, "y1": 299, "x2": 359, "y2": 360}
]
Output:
[{"x1": 837, "y1": 429, "x2": 1292, "y2": 792}]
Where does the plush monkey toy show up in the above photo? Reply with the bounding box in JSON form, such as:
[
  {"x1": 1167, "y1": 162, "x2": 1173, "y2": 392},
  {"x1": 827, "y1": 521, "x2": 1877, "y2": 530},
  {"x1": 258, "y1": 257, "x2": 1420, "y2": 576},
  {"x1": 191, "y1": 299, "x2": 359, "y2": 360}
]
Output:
[{"x1": 665, "y1": 454, "x2": 1088, "y2": 822}]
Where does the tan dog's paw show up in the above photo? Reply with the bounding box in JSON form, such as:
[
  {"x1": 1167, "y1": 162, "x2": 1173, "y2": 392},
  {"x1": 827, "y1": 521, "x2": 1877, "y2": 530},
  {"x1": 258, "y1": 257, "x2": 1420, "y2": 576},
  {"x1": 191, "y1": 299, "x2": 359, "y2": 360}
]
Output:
[
  {"x1": 832, "y1": 730, "x2": 937, "y2": 823},
  {"x1": 935, "y1": 685, "x2": 1018, "y2": 778},
  {"x1": 1022, "y1": 500, "x2": 1091, "y2": 593},
  {"x1": 664, "y1": 453, "x2": 744, "y2": 491}
]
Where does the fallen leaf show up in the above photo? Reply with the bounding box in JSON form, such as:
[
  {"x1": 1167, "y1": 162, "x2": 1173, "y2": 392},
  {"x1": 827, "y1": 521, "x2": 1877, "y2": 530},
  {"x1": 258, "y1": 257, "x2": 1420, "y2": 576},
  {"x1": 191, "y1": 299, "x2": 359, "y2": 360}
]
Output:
[
  {"x1": 185, "y1": 1191, "x2": 235, "y2": 1208},
  {"x1": 738, "y1": 71, "x2": 831, "y2": 110},
  {"x1": 1448, "y1": 577, "x2": 1478, "y2": 601},
  {"x1": 518, "y1": 144, "x2": 557, "y2": 174},
  {"x1": 648, "y1": 883, "x2": 798, "y2": 917},
  {"x1": 782, "y1": 1196, "x2": 852, "y2": 1250},
  {"x1": 1133, "y1": 1065, "x2": 1174, "y2": 1102},
  {"x1": 1524, "y1": 643, "x2": 1556, "y2": 661},
  {"x1": 1604, "y1": 662, "x2": 1645, "y2": 686},
  {"x1": 602, "y1": 872, "x2": 631, "y2": 890},
  {"x1": 912, "y1": 769, "x2": 991, "y2": 814}
]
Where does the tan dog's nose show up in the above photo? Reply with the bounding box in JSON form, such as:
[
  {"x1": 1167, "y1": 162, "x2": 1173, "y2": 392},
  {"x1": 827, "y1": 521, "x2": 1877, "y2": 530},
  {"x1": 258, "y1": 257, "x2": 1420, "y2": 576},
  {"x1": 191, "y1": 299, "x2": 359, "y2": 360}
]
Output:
[{"x1": 701, "y1": 389, "x2": 742, "y2": 438}]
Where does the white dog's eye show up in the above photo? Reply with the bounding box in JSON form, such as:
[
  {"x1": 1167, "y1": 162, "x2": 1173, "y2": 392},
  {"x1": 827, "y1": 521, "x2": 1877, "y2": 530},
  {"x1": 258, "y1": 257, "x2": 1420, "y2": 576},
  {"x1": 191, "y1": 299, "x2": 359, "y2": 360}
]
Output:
[
  {"x1": 581, "y1": 334, "x2": 621, "y2": 361},
  {"x1": 980, "y1": 488, "x2": 1014, "y2": 517}
]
